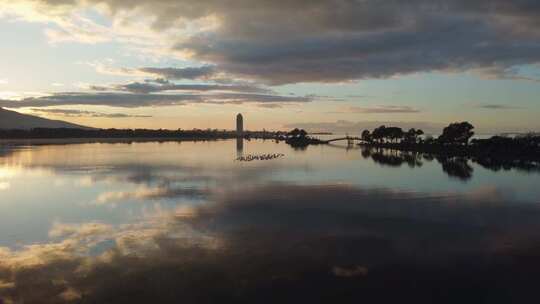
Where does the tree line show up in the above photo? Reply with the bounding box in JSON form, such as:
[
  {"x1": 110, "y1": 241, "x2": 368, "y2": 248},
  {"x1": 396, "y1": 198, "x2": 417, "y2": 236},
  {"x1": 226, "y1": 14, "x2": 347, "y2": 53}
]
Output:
[
  {"x1": 361, "y1": 122, "x2": 475, "y2": 145},
  {"x1": 360, "y1": 122, "x2": 540, "y2": 160},
  {"x1": 0, "y1": 128, "x2": 253, "y2": 139}
]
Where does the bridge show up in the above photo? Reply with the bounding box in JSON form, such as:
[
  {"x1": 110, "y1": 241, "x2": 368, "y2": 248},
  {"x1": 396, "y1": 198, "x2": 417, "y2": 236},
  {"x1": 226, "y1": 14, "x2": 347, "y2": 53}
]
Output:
[
  {"x1": 321, "y1": 136, "x2": 365, "y2": 148},
  {"x1": 323, "y1": 136, "x2": 363, "y2": 144}
]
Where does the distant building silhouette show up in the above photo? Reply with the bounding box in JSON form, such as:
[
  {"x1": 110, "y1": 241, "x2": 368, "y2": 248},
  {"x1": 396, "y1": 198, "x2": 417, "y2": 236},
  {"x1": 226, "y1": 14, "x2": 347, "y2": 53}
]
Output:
[{"x1": 236, "y1": 113, "x2": 244, "y2": 135}]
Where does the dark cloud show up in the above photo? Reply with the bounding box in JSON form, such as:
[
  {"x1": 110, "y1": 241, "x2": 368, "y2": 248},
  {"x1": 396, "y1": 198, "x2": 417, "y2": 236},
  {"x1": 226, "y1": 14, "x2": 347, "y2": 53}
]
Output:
[
  {"x1": 176, "y1": 18, "x2": 540, "y2": 84},
  {"x1": 0, "y1": 92, "x2": 311, "y2": 108},
  {"x1": 88, "y1": 85, "x2": 110, "y2": 91},
  {"x1": 476, "y1": 104, "x2": 522, "y2": 110},
  {"x1": 158, "y1": 1, "x2": 540, "y2": 84},
  {"x1": 31, "y1": 108, "x2": 152, "y2": 118},
  {"x1": 19, "y1": 0, "x2": 540, "y2": 84},
  {"x1": 0, "y1": 93, "x2": 193, "y2": 108},
  {"x1": 192, "y1": 183, "x2": 540, "y2": 241},
  {"x1": 111, "y1": 81, "x2": 271, "y2": 94},
  {"x1": 138, "y1": 66, "x2": 217, "y2": 80},
  {"x1": 256, "y1": 103, "x2": 283, "y2": 109}
]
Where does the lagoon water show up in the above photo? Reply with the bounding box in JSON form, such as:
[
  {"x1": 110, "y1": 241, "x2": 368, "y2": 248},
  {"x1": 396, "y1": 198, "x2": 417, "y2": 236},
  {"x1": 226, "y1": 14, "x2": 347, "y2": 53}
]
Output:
[{"x1": 1, "y1": 139, "x2": 540, "y2": 303}]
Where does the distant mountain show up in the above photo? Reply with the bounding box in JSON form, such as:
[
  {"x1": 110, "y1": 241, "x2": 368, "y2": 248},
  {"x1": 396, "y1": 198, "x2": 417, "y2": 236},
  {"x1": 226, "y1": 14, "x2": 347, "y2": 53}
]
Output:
[{"x1": 0, "y1": 108, "x2": 91, "y2": 130}]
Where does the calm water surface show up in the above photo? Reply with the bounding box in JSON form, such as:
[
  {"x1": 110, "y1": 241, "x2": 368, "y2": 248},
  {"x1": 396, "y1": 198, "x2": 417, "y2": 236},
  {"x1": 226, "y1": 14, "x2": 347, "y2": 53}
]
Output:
[{"x1": 1, "y1": 139, "x2": 540, "y2": 303}]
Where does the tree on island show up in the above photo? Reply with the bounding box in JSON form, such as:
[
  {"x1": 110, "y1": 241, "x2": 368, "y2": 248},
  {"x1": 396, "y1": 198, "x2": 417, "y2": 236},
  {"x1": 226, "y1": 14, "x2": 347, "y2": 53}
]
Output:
[
  {"x1": 354, "y1": 121, "x2": 540, "y2": 166},
  {"x1": 288, "y1": 128, "x2": 308, "y2": 139},
  {"x1": 404, "y1": 128, "x2": 424, "y2": 144},
  {"x1": 288, "y1": 128, "x2": 300, "y2": 138},
  {"x1": 386, "y1": 127, "x2": 404, "y2": 143},
  {"x1": 371, "y1": 126, "x2": 404, "y2": 143},
  {"x1": 438, "y1": 122, "x2": 475, "y2": 145},
  {"x1": 361, "y1": 130, "x2": 372, "y2": 143},
  {"x1": 371, "y1": 125, "x2": 386, "y2": 143}
]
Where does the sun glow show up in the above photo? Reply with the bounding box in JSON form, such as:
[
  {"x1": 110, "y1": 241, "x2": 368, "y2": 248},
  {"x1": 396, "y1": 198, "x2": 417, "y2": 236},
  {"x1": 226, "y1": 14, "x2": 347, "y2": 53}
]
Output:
[
  {"x1": 0, "y1": 167, "x2": 19, "y2": 179},
  {"x1": 0, "y1": 182, "x2": 9, "y2": 190}
]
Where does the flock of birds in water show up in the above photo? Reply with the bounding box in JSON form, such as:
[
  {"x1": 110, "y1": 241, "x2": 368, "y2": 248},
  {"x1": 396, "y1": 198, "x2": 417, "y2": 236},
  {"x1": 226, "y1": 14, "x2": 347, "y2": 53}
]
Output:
[{"x1": 235, "y1": 153, "x2": 285, "y2": 162}]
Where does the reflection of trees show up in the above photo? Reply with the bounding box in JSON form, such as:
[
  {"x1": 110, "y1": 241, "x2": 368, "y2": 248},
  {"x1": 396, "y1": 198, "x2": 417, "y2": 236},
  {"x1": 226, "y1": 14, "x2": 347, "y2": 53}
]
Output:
[
  {"x1": 362, "y1": 147, "x2": 475, "y2": 180},
  {"x1": 402, "y1": 153, "x2": 423, "y2": 168},
  {"x1": 291, "y1": 145, "x2": 308, "y2": 151},
  {"x1": 371, "y1": 152, "x2": 404, "y2": 167},
  {"x1": 361, "y1": 147, "x2": 423, "y2": 168},
  {"x1": 422, "y1": 154, "x2": 435, "y2": 162},
  {"x1": 473, "y1": 157, "x2": 540, "y2": 174},
  {"x1": 363, "y1": 146, "x2": 540, "y2": 181},
  {"x1": 361, "y1": 147, "x2": 372, "y2": 159},
  {"x1": 436, "y1": 156, "x2": 473, "y2": 181}
]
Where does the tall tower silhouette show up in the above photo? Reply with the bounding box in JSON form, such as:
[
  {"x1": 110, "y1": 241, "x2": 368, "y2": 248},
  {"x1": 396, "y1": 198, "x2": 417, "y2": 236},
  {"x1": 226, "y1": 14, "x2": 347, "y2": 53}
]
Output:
[{"x1": 236, "y1": 113, "x2": 244, "y2": 136}]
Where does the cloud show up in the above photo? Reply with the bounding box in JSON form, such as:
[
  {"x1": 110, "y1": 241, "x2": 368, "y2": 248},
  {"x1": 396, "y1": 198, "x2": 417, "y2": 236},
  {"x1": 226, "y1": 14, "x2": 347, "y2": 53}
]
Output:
[
  {"x1": 176, "y1": 21, "x2": 540, "y2": 85},
  {"x1": 4, "y1": 183, "x2": 540, "y2": 303},
  {"x1": 43, "y1": 17, "x2": 111, "y2": 44},
  {"x1": 476, "y1": 104, "x2": 522, "y2": 110},
  {"x1": 109, "y1": 81, "x2": 271, "y2": 94},
  {"x1": 330, "y1": 105, "x2": 421, "y2": 114},
  {"x1": 256, "y1": 103, "x2": 284, "y2": 109},
  {"x1": 95, "y1": 186, "x2": 208, "y2": 205},
  {"x1": 138, "y1": 66, "x2": 217, "y2": 80},
  {"x1": 81, "y1": 61, "x2": 148, "y2": 77},
  {"x1": 472, "y1": 66, "x2": 540, "y2": 82},
  {"x1": 3, "y1": 1, "x2": 540, "y2": 84},
  {"x1": 31, "y1": 108, "x2": 152, "y2": 118},
  {"x1": 86, "y1": 64, "x2": 221, "y2": 81},
  {"x1": 167, "y1": 1, "x2": 540, "y2": 84},
  {"x1": 49, "y1": 221, "x2": 113, "y2": 239},
  {"x1": 0, "y1": 92, "x2": 311, "y2": 108}
]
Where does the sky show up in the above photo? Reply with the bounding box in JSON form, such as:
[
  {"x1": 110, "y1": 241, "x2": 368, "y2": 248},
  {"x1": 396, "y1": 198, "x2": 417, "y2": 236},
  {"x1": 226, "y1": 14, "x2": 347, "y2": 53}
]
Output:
[{"x1": 0, "y1": 0, "x2": 539, "y2": 134}]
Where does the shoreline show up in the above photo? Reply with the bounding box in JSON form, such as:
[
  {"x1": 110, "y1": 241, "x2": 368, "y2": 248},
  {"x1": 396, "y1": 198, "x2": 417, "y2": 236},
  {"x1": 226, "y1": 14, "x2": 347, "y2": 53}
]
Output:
[
  {"x1": 358, "y1": 142, "x2": 540, "y2": 162},
  {"x1": 0, "y1": 137, "x2": 238, "y2": 145}
]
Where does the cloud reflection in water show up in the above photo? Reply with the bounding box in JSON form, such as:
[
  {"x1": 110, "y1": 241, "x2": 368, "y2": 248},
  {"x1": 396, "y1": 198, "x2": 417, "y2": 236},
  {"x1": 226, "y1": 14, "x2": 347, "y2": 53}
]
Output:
[
  {"x1": 0, "y1": 141, "x2": 540, "y2": 303},
  {"x1": 1, "y1": 182, "x2": 540, "y2": 303}
]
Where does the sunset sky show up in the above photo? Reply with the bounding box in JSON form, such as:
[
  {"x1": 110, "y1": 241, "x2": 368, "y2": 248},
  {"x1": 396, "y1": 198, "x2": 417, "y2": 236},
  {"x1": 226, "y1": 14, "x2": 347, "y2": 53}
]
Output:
[{"x1": 1, "y1": 0, "x2": 539, "y2": 134}]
